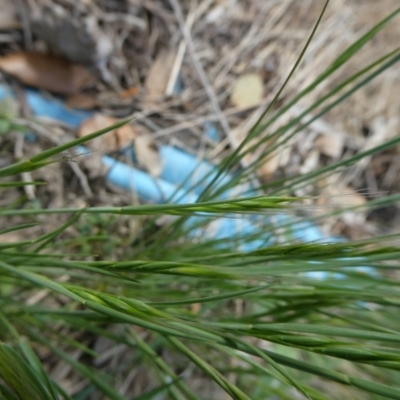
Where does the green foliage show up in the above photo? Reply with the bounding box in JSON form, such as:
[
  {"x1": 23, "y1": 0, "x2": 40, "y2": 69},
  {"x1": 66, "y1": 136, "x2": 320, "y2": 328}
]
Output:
[{"x1": 1, "y1": 2, "x2": 400, "y2": 399}]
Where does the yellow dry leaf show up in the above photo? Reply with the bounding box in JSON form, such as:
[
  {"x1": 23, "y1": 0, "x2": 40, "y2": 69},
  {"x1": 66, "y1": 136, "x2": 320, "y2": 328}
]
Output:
[{"x1": 230, "y1": 73, "x2": 264, "y2": 108}]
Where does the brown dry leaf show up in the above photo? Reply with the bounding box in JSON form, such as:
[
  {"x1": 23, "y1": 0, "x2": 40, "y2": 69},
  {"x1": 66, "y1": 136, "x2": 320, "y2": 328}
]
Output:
[
  {"x1": 144, "y1": 49, "x2": 176, "y2": 104},
  {"x1": 317, "y1": 185, "x2": 367, "y2": 208},
  {"x1": 66, "y1": 93, "x2": 99, "y2": 109},
  {"x1": 0, "y1": 52, "x2": 94, "y2": 95},
  {"x1": 134, "y1": 135, "x2": 162, "y2": 177},
  {"x1": 119, "y1": 86, "x2": 140, "y2": 99},
  {"x1": 78, "y1": 114, "x2": 137, "y2": 153},
  {"x1": 334, "y1": 186, "x2": 367, "y2": 208},
  {"x1": 258, "y1": 152, "x2": 280, "y2": 181},
  {"x1": 317, "y1": 185, "x2": 367, "y2": 226},
  {"x1": 230, "y1": 73, "x2": 264, "y2": 108},
  {"x1": 315, "y1": 133, "x2": 344, "y2": 159},
  {"x1": 342, "y1": 223, "x2": 374, "y2": 240},
  {"x1": 190, "y1": 303, "x2": 202, "y2": 314}
]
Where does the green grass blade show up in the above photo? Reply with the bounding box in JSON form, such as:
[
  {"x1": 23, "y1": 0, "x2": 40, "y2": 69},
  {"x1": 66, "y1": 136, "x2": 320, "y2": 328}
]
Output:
[
  {"x1": 0, "y1": 342, "x2": 55, "y2": 400},
  {"x1": 0, "y1": 181, "x2": 46, "y2": 188},
  {"x1": 0, "y1": 118, "x2": 131, "y2": 178},
  {"x1": 0, "y1": 223, "x2": 37, "y2": 236},
  {"x1": 197, "y1": 0, "x2": 331, "y2": 201},
  {"x1": 148, "y1": 283, "x2": 276, "y2": 307},
  {"x1": 167, "y1": 336, "x2": 250, "y2": 400}
]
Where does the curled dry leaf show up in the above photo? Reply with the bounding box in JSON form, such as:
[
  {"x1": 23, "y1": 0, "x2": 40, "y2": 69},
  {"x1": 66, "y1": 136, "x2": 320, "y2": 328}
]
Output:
[
  {"x1": 0, "y1": 52, "x2": 94, "y2": 95},
  {"x1": 144, "y1": 49, "x2": 177, "y2": 104},
  {"x1": 230, "y1": 73, "x2": 264, "y2": 108},
  {"x1": 134, "y1": 135, "x2": 162, "y2": 177},
  {"x1": 78, "y1": 114, "x2": 137, "y2": 153}
]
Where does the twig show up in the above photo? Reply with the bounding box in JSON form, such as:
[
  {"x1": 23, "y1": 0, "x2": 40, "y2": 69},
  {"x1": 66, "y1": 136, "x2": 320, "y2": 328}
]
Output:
[
  {"x1": 167, "y1": 1, "x2": 233, "y2": 155},
  {"x1": 165, "y1": 10, "x2": 195, "y2": 96},
  {"x1": 166, "y1": 0, "x2": 214, "y2": 96},
  {"x1": 212, "y1": 1, "x2": 292, "y2": 88},
  {"x1": 168, "y1": 0, "x2": 262, "y2": 192},
  {"x1": 151, "y1": 101, "x2": 271, "y2": 139}
]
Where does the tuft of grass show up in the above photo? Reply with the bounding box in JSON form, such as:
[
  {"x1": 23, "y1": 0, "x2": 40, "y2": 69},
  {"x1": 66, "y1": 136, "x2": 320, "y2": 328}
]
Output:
[{"x1": 1, "y1": 2, "x2": 400, "y2": 399}]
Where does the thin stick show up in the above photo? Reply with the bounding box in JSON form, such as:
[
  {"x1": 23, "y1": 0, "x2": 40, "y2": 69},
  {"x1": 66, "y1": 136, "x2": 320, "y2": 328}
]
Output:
[
  {"x1": 168, "y1": 1, "x2": 248, "y2": 167},
  {"x1": 165, "y1": 11, "x2": 195, "y2": 96}
]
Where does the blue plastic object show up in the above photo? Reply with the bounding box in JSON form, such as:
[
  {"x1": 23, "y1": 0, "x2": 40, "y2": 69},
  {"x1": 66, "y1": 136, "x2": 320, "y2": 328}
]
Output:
[
  {"x1": 0, "y1": 87, "x2": 91, "y2": 127},
  {"x1": 203, "y1": 121, "x2": 220, "y2": 142},
  {"x1": 1, "y1": 83, "x2": 377, "y2": 278},
  {"x1": 101, "y1": 154, "x2": 198, "y2": 204},
  {"x1": 0, "y1": 85, "x2": 326, "y2": 248}
]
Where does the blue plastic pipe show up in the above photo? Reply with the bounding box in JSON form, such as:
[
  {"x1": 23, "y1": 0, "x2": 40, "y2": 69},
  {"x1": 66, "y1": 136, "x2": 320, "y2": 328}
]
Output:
[{"x1": 3, "y1": 84, "x2": 377, "y2": 278}]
